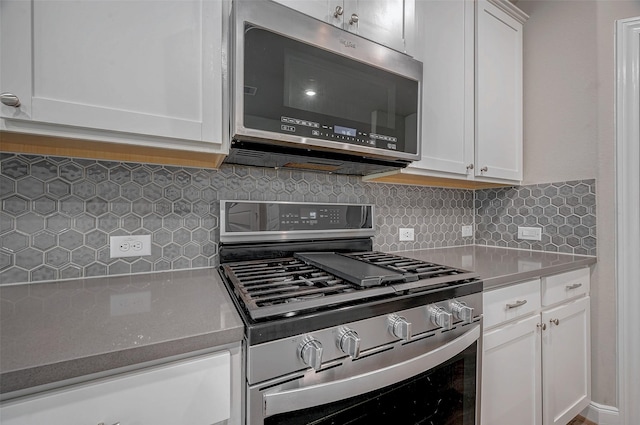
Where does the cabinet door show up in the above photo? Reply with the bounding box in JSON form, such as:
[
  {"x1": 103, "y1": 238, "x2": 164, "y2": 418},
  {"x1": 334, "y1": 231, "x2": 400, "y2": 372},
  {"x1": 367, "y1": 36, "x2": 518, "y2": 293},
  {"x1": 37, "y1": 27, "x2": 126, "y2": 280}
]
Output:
[
  {"x1": 482, "y1": 315, "x2": 542, "y2": 425},
  {"x1": 541, "y1": 297, "x2": 591, "y2": 425},
  {"x1": 1, "y1": 0, "x2": 224, "y2": 147},
  {"x1": 271, "y1": 0, "x2": 336, "y2": 25},
  {"x1": 0, "y1": 352, "x2": 231, "y2": 425},
  {"x1": 476, "y1": 0, "x2": 523, "y2": 181},
  {"x1": 410, "y1": 0, "x2": 474, "y2": 176},
  {"x1": 344, "y1": 0, "x2": 409, "y2": 53}
]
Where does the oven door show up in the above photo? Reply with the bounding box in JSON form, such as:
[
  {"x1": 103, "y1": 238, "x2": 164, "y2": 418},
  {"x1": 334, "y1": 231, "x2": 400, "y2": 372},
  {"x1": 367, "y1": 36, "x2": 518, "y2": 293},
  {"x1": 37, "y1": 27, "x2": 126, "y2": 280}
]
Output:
[{"x1": 250, "y1": 324, "x2": 481, "y2": 425}]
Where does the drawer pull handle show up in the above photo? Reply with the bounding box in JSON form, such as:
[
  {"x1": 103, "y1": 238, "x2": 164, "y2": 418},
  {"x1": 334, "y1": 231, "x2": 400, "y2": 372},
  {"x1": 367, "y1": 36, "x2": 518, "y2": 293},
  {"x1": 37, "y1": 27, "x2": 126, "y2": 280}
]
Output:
[
  {"x1": 506, "y1": 300, "x2": 527, "y2": 309},
  {"x1": 566, "y1": 283, "x2": 583, "y2": 290},
  {"x1": 550, "y1": 318, "x2": 560, "y2": 325}
]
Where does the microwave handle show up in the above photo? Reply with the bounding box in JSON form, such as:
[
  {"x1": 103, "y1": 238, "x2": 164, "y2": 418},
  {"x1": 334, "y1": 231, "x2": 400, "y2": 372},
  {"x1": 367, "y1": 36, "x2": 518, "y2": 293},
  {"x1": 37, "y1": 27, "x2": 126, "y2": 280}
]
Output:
[{"x1": 263, "y1": 324, "x2": 480, "y2": 417}]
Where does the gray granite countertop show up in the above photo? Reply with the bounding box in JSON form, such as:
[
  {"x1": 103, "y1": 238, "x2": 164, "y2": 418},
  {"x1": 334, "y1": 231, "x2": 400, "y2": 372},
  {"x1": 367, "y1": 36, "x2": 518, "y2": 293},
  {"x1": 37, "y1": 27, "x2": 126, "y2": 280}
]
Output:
[
  {"x1": 397, "y1": 245, "x2": 597, "y2": 289},
  {"x1": 0, "y1": 268, "x2": 244, "y2": 396}
]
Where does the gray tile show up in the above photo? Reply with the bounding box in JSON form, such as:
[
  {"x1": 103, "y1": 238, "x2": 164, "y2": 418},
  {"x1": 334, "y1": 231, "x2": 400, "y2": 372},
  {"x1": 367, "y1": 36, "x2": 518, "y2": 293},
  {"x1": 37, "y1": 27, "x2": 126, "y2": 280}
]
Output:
[
  {"x1": 59, "y1": 196, "x2": 84, "y2": 217},
  {"x1": 17, "y1": 176, "x2": 45, "y2": 198},
  {"x1": 72, "y1": 181, "x2": 96, "y2": 198},
  {"x1": 32, "y1": 231, "x2": 57, "y2": 251},
  {"x1": 1, "y1": 231, "x2": 28, "y2": 252},
  {"x1": 30, "y1": 160, "x2": 58, "y2": 181},
  {"x1": 86, "y1": 197, "x2": 108, "y2": 217},
  {"x1": 46, "y1": 178, "x2": 71, "y2": 197},
  {"x1": 16, "y1": 247, "x2": 43, "y2": 269},
  {"x1": 85, "y1": 229, "x2": 107, "y2": 249},
  {"x1": 33, "y1": 195, "x2": 57, "y2": 215},
  {"x1": 1, "y1": 157, "x2": 29, "y2": 179},
  {"x1": 0, "y1": 175, "x2": 15, "y2": 198},
  {"x1": 17, "y1": 212, "x2": 45, "y2": 233},
  {"x1": 45, "y1": 214, "x2": 71, "y2": 233},
  {"x1": 60, "y1": 265, "x2": 82, "y2": 279},
  {"x1": 1, "y1": 267, "x2": 29, "y2": 284},
  {"x1": 45, "y1": 247, "x2": 71, "y2": 267},
  {"x1": 59, "y1": 229, "x2": 84, "y2": 250},
  {"x1": 72, "y1": 246, "x2": 96, "y2": 266},
  {"x1": 0, "y1": 250, "x2": 12, "y2": 271},
  {"x1": 74, "y1": 214, "x2": 96, "y2": 233},
  {"x1": 59, "y1": 162, "x2": 84, "y2": 182},
  {"x1": 86, "y1": 164, "x2": 108, "y2": 183}
]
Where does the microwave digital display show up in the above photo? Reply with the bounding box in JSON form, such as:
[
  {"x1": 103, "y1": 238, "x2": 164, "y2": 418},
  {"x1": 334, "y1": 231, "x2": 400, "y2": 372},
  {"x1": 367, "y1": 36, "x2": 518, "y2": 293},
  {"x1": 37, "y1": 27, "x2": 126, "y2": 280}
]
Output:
[{"x1": 334, "y1": 126, "x2": 356, "y2": 137}]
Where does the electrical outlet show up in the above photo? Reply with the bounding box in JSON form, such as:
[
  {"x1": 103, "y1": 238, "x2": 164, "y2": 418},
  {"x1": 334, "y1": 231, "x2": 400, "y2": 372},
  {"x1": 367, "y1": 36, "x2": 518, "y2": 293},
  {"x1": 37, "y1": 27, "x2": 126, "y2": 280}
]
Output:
[
  {"x1": 517, "y1": 226, "x2": 542, "y2": 241},
  {"x1": 462, "y1": 225, "x2": 473, "y2": 238},
  {"x1": 399, "y1": 227, "x2": 415, "y2": 241},
  {"x1": 110, "y1": 235, "x2": 151, "y2": 258}
]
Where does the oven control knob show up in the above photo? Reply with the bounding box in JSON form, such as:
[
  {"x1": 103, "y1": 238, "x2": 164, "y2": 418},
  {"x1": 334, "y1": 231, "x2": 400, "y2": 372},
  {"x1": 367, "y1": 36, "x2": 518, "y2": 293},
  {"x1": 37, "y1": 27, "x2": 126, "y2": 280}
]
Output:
[
  {"x1": 298, "y1": 337, "x2": 323, "y2": 371},
  {"x1": 450, "y1": 300, "x2": 474, "y2": 324},
  {"x1": 428, "y1": 305, "x2": 453, "y2": 330},
  {"x1": 337, "y1": 327, "x2": 360, "y2": 358},
  {"x1": 388, "y1": 314, "x2": 412, "y2": 341}
]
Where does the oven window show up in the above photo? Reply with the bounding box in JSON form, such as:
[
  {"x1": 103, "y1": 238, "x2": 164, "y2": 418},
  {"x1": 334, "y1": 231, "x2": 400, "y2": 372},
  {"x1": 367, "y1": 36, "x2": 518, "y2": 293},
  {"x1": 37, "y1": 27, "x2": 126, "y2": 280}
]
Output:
[
  {"x1": 265, "y1": 343, "x2": 477, "y2": 425},
  {"x1": 243, "y1": 25, "x2": 419, "y2": 155}
]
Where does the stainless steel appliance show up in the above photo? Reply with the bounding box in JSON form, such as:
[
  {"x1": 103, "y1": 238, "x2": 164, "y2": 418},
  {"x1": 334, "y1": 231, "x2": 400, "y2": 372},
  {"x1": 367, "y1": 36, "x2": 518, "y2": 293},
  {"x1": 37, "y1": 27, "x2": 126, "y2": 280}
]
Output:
[
  {"x1": 226, "y1": 0, "x2": 423, "y2": 176},
  {"x1": 218, "y1": 201, "x2": 482, "y2": 425}
]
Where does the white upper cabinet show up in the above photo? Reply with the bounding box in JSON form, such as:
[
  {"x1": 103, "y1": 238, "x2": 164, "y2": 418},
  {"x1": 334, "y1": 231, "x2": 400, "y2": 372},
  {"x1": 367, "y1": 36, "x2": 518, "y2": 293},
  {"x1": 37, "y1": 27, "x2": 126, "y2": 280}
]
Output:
[
  {"x1": 409, "y1": 0, "x2": 474, "y2": 176},
  {"x1": 272, "y1": 0, "x2": 413, "y2": 53},
  {"x1": 364, "y1": 0, "x2": 527, "y2": 188},
  {"x1": 476, "y1": 0, "x2": 525, "y2": 181},
  {"x1": 0, "y1": 0, "x2": 227, "y2": 154}
]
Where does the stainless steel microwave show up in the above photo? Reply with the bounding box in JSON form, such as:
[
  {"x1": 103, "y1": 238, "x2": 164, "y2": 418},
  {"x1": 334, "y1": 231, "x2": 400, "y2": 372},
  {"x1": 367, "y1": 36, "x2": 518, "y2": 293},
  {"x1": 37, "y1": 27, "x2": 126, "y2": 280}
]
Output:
[{"x1": 226, "y1": 0, "x2": 423, "y2": 175}]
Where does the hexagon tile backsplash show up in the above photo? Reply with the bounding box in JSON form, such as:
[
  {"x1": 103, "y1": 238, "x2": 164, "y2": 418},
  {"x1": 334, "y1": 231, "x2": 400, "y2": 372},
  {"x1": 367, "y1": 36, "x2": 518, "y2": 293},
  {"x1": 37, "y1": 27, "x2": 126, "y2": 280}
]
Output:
[
  {"x1": 0, "y1": 153, "x2": 596, "y2": 284},
  {"x1": 475, "y1": 180, "x2": 596, "y2": 256},
  {"x1": 0, "y1": 153, "x2": 478, "y2": 284}
]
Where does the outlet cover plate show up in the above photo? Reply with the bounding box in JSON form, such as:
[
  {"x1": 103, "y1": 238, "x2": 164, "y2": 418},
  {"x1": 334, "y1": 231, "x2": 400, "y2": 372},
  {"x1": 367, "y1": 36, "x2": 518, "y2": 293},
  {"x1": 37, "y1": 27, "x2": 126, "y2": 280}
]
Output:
[
  {"x1": 399, "y1": 228, "x2": 415, "y2": 241},
  {"x1": 517, "y1": 226, "x2": 542, "y2": 241},
  {"x1": 110, "y1": 235, "x2": 151, "y2": 258},
  {"x1": 462, "y1": 225, "x2": 473, "y2": 238}
]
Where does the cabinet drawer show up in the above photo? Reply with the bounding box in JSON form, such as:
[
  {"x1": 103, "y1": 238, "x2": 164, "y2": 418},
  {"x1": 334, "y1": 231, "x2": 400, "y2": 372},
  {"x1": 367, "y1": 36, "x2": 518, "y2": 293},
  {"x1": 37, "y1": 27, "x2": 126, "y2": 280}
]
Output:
[
  {"x1": 0, "y1": 351, "x2": 230, "y2": 425},
  {"x1": 542, "y1": 268, "x2": 590, "y2": 307},
  {"x1": 483, "y1": 279, "x2": 541, "y2": 329}
]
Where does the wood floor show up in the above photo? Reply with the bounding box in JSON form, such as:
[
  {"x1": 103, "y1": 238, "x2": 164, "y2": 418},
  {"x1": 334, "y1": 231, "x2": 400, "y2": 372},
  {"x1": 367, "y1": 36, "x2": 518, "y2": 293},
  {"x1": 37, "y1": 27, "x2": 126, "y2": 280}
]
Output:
[{"x1": 567, "y1": 415, "x2": 597, "y2": 425}]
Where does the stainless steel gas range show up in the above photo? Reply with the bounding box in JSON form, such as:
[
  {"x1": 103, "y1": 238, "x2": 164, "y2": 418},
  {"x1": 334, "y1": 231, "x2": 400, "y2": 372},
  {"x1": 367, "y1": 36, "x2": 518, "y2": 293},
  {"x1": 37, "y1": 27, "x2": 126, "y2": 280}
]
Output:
[{"x1": 218, "y1": 201, "x2": 483, "y2": 425}]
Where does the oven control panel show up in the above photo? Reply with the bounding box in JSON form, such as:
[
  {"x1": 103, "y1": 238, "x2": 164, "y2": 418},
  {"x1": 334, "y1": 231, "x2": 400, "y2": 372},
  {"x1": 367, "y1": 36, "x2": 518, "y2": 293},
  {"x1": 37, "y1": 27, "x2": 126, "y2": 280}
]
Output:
[
  {"x1": 220, "y1": 201, "x2": 375, "y2": 242},
  {"x1": 246, "y1": 293, "x2": 483, "y2": 385}
]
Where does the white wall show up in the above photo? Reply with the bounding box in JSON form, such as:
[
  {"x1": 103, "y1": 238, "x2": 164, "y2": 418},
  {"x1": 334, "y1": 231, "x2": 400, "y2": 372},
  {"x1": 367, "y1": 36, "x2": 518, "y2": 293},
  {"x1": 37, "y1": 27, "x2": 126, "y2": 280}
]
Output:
[{"x1": 518, "y1": 0, "x2": 640, "y2": 407}]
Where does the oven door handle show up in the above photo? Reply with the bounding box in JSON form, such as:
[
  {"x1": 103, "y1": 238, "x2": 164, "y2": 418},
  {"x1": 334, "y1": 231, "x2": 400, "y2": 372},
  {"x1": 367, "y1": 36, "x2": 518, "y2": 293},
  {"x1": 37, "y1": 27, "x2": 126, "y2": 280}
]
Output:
[{"x1": 263, "y1": 324, "x2": 480, "y2": 418}]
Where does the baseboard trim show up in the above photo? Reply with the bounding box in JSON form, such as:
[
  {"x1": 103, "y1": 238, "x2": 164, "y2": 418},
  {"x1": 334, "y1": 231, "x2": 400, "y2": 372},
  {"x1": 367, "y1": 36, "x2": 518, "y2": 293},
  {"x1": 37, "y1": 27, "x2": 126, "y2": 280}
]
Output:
[{"x1": 582, "y1": 402, "x2": 620, "y2": 425}]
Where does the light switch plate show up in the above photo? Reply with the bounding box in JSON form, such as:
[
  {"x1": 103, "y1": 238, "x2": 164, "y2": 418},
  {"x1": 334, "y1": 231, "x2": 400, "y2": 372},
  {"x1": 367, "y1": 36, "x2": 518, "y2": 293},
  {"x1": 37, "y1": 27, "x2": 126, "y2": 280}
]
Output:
[
  {"x1": 462, "y1": 225, "x2": 473, "y2": 238},
  {"x1": 517, "y1": 226, "x2": 542, "y2": 241}
]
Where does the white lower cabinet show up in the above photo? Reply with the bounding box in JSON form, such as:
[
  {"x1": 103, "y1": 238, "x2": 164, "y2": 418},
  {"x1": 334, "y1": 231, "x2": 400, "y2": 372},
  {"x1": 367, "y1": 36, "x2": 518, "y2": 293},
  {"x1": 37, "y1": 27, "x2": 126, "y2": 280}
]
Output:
[
  {"x1": 0, "y1": 351, "x2": 233, "y2": 425},
  {"x1": 541, "y1": 297, "x2": 591, "y2": 425},
  {"x1": 481, "y1": 268, "x2": 591, "y2": 425},
  {"x1": 482, "y1": 315, "x2": 542, "y2": 425}
]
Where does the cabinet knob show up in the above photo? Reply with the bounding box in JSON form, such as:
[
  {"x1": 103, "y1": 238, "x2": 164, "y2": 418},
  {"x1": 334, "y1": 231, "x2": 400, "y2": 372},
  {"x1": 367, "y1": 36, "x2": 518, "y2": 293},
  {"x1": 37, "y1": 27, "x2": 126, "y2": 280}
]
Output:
[
  {"x1": 334, "y1": 5, "x2": 343, "y2": 17},
  {"x1": 349, "y1": 13, "x2": 359, "y2": 25},
  {"x1": 466, "y1": 163, "x2": 474, "y2": 171},
  {"x1": 550, "y1": 318, "x2": 560, "y2": 326},
  {"x1": 480, "y1": 166, "x2": 488, "y2": 173},
  {"x1": 0, "y1": 93, "x2": 21, "y2": 107},
  {"x1": 537, "y1": 323, "x2": 547, "y2": 331}
]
